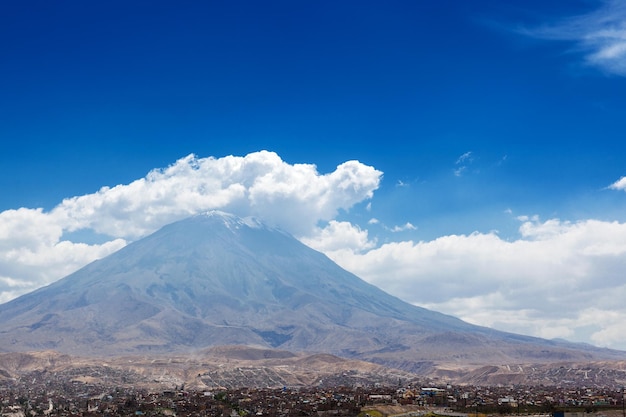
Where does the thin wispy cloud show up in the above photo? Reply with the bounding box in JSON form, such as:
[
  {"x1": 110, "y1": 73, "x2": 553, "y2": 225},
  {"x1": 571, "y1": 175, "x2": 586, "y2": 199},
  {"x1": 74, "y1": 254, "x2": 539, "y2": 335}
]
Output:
[
  {"x1": 525, "y1": 0, "x2": 626, "y2": 76},
  {"x1": 454, "y1": 151, "x2": 473, "y2": 177},
  {"x1": 390, "y1": 222, "x2": 417, "y2": 233},
  {"x1": 456, "y1": 151, "x2": 473, "y2": 165},
  {"x1": 453, "y1": 167, "x2": 466, "y2": 177}
]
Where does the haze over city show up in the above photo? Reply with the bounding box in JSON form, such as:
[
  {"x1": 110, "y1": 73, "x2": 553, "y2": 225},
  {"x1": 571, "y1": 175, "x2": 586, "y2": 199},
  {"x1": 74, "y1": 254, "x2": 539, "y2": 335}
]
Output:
[{"x1": 1, "y1": 0, "x2": 626, "y2": 351}]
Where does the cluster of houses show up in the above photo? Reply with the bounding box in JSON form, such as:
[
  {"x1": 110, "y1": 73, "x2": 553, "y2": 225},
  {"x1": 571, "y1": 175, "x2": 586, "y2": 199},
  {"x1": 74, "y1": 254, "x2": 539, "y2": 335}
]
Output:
[{"x1": 1, "y1": 375, "x2": 625, "y2": 417}]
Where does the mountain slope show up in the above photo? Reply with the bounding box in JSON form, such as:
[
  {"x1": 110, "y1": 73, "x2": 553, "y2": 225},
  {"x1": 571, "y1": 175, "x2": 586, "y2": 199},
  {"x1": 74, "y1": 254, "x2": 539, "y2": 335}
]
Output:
[{"x1": 0, "y1": 211, "x2": 623, "y2": 370}]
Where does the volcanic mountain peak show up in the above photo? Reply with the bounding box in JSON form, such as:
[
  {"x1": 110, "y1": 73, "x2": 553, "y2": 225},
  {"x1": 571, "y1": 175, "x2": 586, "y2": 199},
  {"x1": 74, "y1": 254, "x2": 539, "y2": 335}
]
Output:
[
  {"x1": 196, "y1": 210, "x2": 268, "y2": 231},
  {"x1": 0, "y1": 212, "x2": 623, "y2": 369}
]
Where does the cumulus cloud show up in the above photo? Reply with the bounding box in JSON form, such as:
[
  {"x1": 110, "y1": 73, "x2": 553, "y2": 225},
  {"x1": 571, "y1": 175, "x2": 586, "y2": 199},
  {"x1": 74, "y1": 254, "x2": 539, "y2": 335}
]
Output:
[
  {"x1": 51, "y1": 151, "x2": 382, "y2": 238},
  {"x1": 0, "y1": 151, "x2": 382, "y2": 302},
  {"x1": 301, "y1": 221, "x2": 377, "y2": 255},
  {"x1": 0, "y1": 207, "x2": 128, "y2": 303},
  {"x1": 525, "y1": 0, "x2": 626, "y2": 76},
  {"x1": 327, "y1": 216, "x2": 626, "y2": 349}
]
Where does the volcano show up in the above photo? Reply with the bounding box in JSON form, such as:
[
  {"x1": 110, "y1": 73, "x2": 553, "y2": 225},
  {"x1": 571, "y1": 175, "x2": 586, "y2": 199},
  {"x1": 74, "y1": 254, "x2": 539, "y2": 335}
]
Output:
[{"x1": 0, "y1": 211, "x2": 622, "y2": 371}]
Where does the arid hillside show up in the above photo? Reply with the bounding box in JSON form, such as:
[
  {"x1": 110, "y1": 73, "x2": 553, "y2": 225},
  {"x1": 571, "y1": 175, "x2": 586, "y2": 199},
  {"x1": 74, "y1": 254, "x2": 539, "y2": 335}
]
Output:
[{"x1": 2, "y1": 347, "x2": 626, "y2": 390}]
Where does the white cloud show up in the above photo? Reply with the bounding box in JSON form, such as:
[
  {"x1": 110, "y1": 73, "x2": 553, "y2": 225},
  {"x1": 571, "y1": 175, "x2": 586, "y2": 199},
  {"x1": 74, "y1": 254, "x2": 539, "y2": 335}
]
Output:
[
  {"x1": 326, "y1": 217, "x2": 626, "y2": 349},
  {"x1": 46, "y1": 151, "x2": 381, "y2": 239},
  {"x1": 0, "y1": 151, "x2": 382, "y2": 302},
  {"x1": 453, "y1": 167, "x2": 466, "y2": 177},
  {"x1": 525, "y1": 0, "x2": 626, "y2": 76},
  {"x1": 586, "y1": 308, "x2": 626, "y2": 347},
  {"x1": 0, "y1": 207, "x2": 128, "y2": 302},
  {"x1": 454, "y1": 151, "x2": 474, "y2": 177},
  {"x1": 390, "y1": 222, "x2": 417, "y2": 232},
  {"x1": 49, "y1": 152, "x2": 375, "y2": 238},
  {"x1": 609, "y1": 176, "x2": 626, "y2": 190},
  {"x1": 301, "y1": 221, "x2": 376, "y2": 255},
  {"x1": 456, "y1": 151, "x2": 473, "y2": 165}
]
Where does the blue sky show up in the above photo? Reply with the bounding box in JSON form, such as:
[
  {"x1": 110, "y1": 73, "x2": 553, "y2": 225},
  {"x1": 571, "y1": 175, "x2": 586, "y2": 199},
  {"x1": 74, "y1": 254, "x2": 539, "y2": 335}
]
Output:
[{"x1": 2, "y1": 0, "x2": 626, "y2": 350}]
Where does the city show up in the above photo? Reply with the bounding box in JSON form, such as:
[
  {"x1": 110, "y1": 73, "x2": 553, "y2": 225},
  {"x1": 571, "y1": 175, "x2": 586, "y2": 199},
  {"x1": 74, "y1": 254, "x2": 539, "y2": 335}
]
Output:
[{"x1": 2, "y1": 373, "x2": 626, "y2": 417}]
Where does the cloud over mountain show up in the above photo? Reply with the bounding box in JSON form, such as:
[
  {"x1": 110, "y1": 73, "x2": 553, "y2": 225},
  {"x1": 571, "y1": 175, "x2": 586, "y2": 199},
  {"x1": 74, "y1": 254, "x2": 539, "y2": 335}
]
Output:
[
  {"x1": 53, "y1": 151, "x2": 382, "y2": 238},
  {"x1": 322, "y1": 216, "x2": 626, "y2": 349},
  {"x1": 0, "y1": 152, "x2": 381, "y2": 303},
  {"x1": 2, "y1": 151, "x2": 626, "y2": 351},
  {"x1": 2, "y1": 210, "x2": 621, "y2": 368}
]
